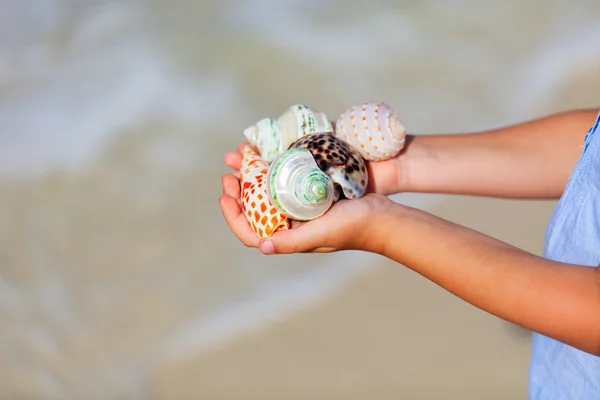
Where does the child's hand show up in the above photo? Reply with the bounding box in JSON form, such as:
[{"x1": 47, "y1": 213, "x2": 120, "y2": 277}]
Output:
[
  {"x1": 256, "y1": 193, "x2": 391, "y2": 254},
  {"x1": 219, "y1": 146, "x2": 393, "y2": 254}
]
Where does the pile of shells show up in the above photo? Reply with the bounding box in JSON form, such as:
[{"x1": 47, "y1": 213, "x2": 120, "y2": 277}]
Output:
[{"x1": 240, "y1": 102, "x2": 407, "y2": 238}]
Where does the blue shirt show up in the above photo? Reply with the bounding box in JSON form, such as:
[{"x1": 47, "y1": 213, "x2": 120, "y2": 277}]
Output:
[{"x1": 529, "y1": 111, "x2": 600, "y2": 399}]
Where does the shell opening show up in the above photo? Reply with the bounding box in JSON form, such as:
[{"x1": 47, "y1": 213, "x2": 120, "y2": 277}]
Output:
[{"x1": 388, "y1": 113, "x2": 406, "y2": 140}]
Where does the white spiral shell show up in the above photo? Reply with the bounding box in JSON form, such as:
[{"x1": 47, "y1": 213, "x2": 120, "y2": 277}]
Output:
[
  {"x1": 335, "y1": 102, "x2": 406, "y2": 161},
  {"x1": 267, "y1": 148, "x2": 335, "y2": 221},
  {"x1": 244, "y1": 104, "x2": 333, "y2": 163}
]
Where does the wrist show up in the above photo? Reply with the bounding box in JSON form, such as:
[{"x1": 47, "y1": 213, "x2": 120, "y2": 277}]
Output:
[
  {"x1": 395, "y1": 134, "x2": 433, "y2": 193},
  {"x1": 362, "y1": 195, "x2": 407, "y2": 255}
]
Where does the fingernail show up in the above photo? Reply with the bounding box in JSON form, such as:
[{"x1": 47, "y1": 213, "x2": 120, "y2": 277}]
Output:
[{"x1": 261, "y1": 240, "x2": 275, "y2": 255}]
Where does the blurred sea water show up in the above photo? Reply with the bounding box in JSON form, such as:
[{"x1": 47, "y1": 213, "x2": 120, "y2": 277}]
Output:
[{"x1": 1, "y1": 0, "x2": 600, "y2": 397}]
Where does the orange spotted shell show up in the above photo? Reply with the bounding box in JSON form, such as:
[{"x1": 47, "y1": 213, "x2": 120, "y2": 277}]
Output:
[{"x1": 240, "y1": 146, "x2": 290, "y2": 238}]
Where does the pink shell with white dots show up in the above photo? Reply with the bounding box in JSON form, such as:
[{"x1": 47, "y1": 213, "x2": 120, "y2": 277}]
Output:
[{"x1": 334, "y1": 101, "x2": 406, "y2": 161}]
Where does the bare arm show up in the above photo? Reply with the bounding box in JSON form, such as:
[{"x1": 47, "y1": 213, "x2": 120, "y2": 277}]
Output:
[
  {"x1": 371, "y1": 201, "x2": 600, "y2": 356},
  {"x1": 221, "y1": 108, "x2": 600, "y2": 355},
  {"x1": 397, "y1": 109, "x2": 599, "y2": 198}
]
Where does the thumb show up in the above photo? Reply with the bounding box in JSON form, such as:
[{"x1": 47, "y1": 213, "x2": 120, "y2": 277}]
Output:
[{"x1": 258, "y1": 224, "x2": 335, "y2": 254}]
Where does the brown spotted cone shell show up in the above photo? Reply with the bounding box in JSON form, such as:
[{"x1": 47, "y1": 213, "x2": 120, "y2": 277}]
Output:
[{"x1": 289, "y1": 133, "x2": 368, "y2": 201}]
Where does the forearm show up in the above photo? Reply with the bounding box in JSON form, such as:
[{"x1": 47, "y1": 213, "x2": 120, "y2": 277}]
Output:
[
  {"x1": 373, "y1": 203, "x2": 600, "y2": 355},
  {"x1": 400, "y1": 109, "x2": 599, "y2": 198}
]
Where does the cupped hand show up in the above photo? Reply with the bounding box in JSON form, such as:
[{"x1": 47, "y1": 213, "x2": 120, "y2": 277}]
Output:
[
  {"x1": 219, "y1": 164, "x2": 392, "y2": 255},
  {"x1": 220, "y1": 140, "x2": 404, "y2": 254}
]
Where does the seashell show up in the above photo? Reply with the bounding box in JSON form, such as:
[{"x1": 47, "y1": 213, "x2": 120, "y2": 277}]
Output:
[
  {"x1": 243, "y1": 104, "x2": 333, "y2": 163},
  {"x1": 240, "y1": 146, "x2": 290, "y2": 238},
  {"x1": 335, "y1": 101, "x2": 406, "y2": 161},
  {"x1": 267, "y1": 148, "x2": 335, "y2": 221},
  {"x1": 289, "y1": 133, "x2": 368, "y2": 201}
]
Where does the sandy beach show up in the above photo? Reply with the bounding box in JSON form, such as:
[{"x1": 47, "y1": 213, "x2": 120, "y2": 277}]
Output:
[
  {"x1": 153, "y1": 196, "x2": 556, "y2": 399},
  {"x1": 2, "y1": 1, "x2": 600, "y2": 398}
]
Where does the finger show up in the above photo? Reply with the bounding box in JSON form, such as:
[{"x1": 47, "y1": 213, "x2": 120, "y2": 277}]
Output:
[
  {"x1": 222, "y1": 174, "x2": 241, "y2": 201},
  {"x1": 219, "y1": 195, "x2": 260, "y2": 248},
  {"x1": 237, "y1": 142, "x2": 250, "y2": 154},
  {"x1": 258, "y1": 222, "x2": 334, "y2": 254},
  {"x1": 224, "y1": 152, "x2": 242, "y2": 170}
]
